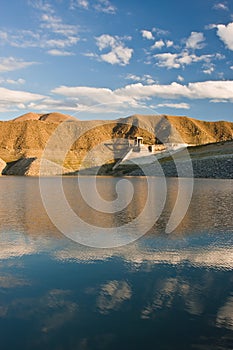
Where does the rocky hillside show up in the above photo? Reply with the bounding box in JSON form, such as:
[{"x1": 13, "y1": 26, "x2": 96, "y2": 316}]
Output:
[
  {"x1": 0, "y1": 112, "x2": 232, "y2": 174},
  {"x1": 12, "y1": 112, "x2": 78, "y2": 122}
]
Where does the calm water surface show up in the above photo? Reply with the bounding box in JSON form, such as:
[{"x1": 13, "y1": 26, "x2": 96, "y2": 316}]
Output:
[{"x1": 0, "y1": 177, "x2": 232, "y2": 350}]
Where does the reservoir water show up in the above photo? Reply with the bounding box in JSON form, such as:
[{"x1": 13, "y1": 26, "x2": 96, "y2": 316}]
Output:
[{"x1": 0, "y1": 177, "x2": 232, "y2": 350}]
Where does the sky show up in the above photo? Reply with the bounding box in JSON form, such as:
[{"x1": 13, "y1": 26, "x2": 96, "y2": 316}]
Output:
[{"x1": 0, "y1": 0, "x2": 233, "y2": 121}]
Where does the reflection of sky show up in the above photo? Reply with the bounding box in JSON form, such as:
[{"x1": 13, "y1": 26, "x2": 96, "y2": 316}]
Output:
[
  {"x1": 96, "y1": 280, "x2": 132, "y2": 314},
  {"x1": 0, "y1": 235, "x2": 232, "y2": 348},
  {"x1": 141, "y1": 277, "x2": 204, "y2": 319},
  {"x1": 0, "y1": 274, "x2": 29, "y2": 289},
  {"x1": 0, "y1": 177, "x2": 232, "y2": 348},
  {"x1": 1, "y1": 288, "x2": 78, "y2": 334},
  {"x1": 1, "y1": 230, "x2": 233, "y2": 270},
  {"x1": 216, "y1": 296, "x2": 233, "y2": 331}
]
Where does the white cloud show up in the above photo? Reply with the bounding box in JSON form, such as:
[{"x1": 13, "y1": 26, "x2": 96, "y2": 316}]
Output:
[
  {"x1": 154, "y1": 51, "x2": 217, "y2": 69},
  {"x1": 215, "y1": 52, "x2": 225, "y2": 60},
  {"x1": 115, "y1": 81, "x2": 233, "y2": 102},
  {"x1": 215, "y1": 22, "x2": 233, "y2": 50},
  {"x1": 126, "y1": 74, "x2": 156, "y2": 84},
  {"x1": 82, "y1": 52, "x2": 99, "y2": 59},
  {"x1": 177, "y1": 75, "x2": 184, "y2": 82},
  {"x1": 0, "y1": 78, "x2": 25, "y2": 85},
  {"x1": 70, "y1": 0, "x2": 116, "y2": 13},
  {"x1": 40, "y1": 14, "x2": 79, "y2": 37},
  {"x1": 9, "y1": 79, "x2": 233, "y2": 115},
  {"x1": 202, "y1": 63, "x2": 215, "y2": 75},
  {"x1": 0, "y1": 87, "x2": 45, "y2": 104},
  {"x1": 210, "y1": 98, "x2": 228, "y2": 103},
  {"x1": 0, "y1": 30, "x2": 41, "y2": 48},
  {"x1": 94, "y1": 0, "x2": 117, "y2": 14},
  {"x1": 28, "y1": 97, "x2": 80, "y2": 112},
  {"x1": 141, "y1": 30, "x2": 154, "y2": 40},
  {"x1": 0, "y1": 2, "x2": 80, "y2": 52},
  {"x1": 151, "y1": 39, "x2": 165, "y2": 50},
  {"x1": 28, "y1": 0, "x2": 54, "y2": 14},
  {"x1": 47, "y1": 49, "x2": 74, "y2": 56},
  {"x1": 51, "y1": 81, "x2": 233, "y2": 113},
  {"x1": 101, "y1": 47, "x2": 133, "y2": 65},
  {"x1": 213, "y1": 2, "x2": 229, "y2": 11},
  {"x1": 152, "y1": 27, "x2": 169, "y2": 36},
  {"x1": 0, "y1": 57, "x2": 37, "y2": 73},
  {"x1": 52, "y1": 85, "x2": 129, "y2": 106},
  {"x1": 76, "y1": 0, "x2": 89, "y2": 9},
  {"x1": 126, "y1": 74, "x2": 141, "y2": 82},
  {"x1": 166, "y1": 40, "x2": 174, "y2": 48},
  {"x1": 205, "y1": 24, "x2": 218, "y2": 30},
  {"x1": 154, "y1": 53, "x2": 180, "y2": 69},
  {"x1": 185, "y1": 32, "x2": 206, "y2": 50},
  {"x1": 157, "y1": 102, "x2": 190, "y2": 109},
  {"x1": 44, "y1": 37, "x2": 79, "y2": 49},
  {"x1": 8, "y1": 76, "x2": 233, "y2": 114},
  {"x1": 96, "y1": 34, "x2": 116, "y2": 50},
  {"x1": 142, "y1": 75, "x2": 156, "y2": 84},
  {"x1": 230, "y1": 66, "x2": 233, "y2": 70},
  {"x1": 96, "y1": 34, "x2": 133, "y2": 66}
]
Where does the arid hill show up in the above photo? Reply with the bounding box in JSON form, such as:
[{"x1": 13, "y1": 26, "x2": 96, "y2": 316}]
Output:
[
  {"x1": 117, "y1": 114, "x2": 233, "y2": 145},
  {"x1": 0, "y1": 112, "x2": 232, "y2": 173},
  {"x1": 13, "y1": 112, "x2": 78, "y2": 123}
]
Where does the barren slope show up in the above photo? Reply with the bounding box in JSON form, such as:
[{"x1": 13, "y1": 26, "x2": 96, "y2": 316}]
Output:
[{"x1": 0, "y1": 113, "x2": 232, "y2": 172}]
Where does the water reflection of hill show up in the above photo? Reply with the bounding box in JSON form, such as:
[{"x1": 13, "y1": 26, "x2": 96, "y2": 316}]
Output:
[
  {"x1": 0, "y1": 176, "x2": 232, "y2": 241},
  {"x1": 0, "y1": 176, "x2": 232, "y2": 349}
]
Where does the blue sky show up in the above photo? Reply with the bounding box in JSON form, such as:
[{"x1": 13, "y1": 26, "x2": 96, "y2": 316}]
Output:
[{"x1": 0, "y1": 0, "x2": 233, "y2": 121}]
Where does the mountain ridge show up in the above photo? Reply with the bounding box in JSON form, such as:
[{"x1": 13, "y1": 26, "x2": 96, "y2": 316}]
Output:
[{"x1": 0, "y1": 112, "x2": 232, "y2": 173}]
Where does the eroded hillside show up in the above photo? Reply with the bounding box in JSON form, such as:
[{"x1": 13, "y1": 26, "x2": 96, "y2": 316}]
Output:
[{"x1": 0, "y1": 112, "x2": 232, "y2": 172}]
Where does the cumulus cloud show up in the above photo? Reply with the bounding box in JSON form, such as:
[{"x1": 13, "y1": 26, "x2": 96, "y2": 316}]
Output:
[
  {"x1": 141, "y1": 30, "x2": 154, "y2": 40},
  {"x1": 185, "y1": 32, "x2": 206, "y2": 50},
  {"x1": 154, "y1": 51, "x2": 218, "y2": 69},
  {"x1": 150, "y1": 39, "x2": 173, "y2": 50},
  {"x1": 52, "y1": 80, "x2": 233, "y2": 112},
  {"x1": 215, "y1": 22, "x2": 233, "y2": 50},
  {"x1": 151, "y1": 39, "x2": 165, "y2": 50},
  {"x1": 166, "y1": 40, "x2": 174, "y2": 48},
  {"x1": 157, "y1": 102, "x2": 190, "y2": 109},
  {"x1": 154, "y1": 53, "x2": 180, "y2": 69},
  {"x1": 0, "y1": 57, "x2": 37, "y2": 73},
  {"x1": 96, "y1": 34, "x2": 133, "y2": 65},
  {"x1": 117, "y1": 81, "x2": 233, "y2": 101},
  {"x1": 9, "y1": 79, "x2": 233, "y2": 115}
]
